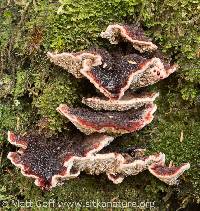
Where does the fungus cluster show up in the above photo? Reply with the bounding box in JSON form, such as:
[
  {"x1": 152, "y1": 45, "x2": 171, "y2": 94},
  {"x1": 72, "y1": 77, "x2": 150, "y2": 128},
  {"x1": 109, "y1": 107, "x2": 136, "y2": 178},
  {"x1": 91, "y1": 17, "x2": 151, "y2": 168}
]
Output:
[{"x1": 8, "y1": 24, "x2": 190, "y2": 190}]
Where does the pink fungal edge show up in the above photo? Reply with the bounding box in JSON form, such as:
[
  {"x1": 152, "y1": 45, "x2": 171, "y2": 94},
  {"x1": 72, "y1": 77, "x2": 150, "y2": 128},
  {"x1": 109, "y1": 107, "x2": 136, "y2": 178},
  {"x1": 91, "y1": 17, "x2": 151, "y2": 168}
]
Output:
[
  {"x1": 107, "y1": 152, "x2": 165, "y2": 184},
  {"x1": 8, "y1": 131, "x2": 28, "y2": 149},
  {"x1": 148, "y1": 162, "x2": 190, "y2": 185},
  {"x1": 100, "y1": 24, "x2": 158, "y2": 52},
  {"x1": 81, "y1": 57, "x2": 163, "y2": 100},
  {"x1": 7, "y1": 149, "x2": 73, "y2": 191},
  {"x1": 7, "y1": 131, "x2": 114, "y2": 190},
  {"x1": 56, "y1": 103, "x2": 157, "y2": 135}
]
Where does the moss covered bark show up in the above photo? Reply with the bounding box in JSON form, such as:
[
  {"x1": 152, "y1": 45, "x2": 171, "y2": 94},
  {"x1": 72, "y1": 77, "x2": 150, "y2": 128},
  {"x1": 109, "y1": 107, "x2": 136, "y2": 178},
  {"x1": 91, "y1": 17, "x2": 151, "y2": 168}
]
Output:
[{"x1": 0, "y1": 0, "x2": 199, "y2": 209}]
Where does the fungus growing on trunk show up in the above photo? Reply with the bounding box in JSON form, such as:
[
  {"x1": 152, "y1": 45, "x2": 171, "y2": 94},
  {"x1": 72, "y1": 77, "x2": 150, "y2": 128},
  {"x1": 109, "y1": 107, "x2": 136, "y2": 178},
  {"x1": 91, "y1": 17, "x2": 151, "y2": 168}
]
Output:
[
  {"x1": 80, "y1": 52, "x2": 169, "y2": 99},
  {"x1": 71, "y1": 151, "x2": 165, "y2": 184},
  {"x1": 48, "y1": 48, "x2": 177, "y2": 99},
  {"x1": 57, "y1": 103, "x2": 157, "y2": 135},
  {"x1": 7, "y1": 131, "x2": 114, "y2": 190},
  {"x1": 7, "y1": 131, "x2": 190, "y2": 191},
  {"x1": 148, "y1": 162, "x2": 190, "y2": 185},
  {"x1": 47, "y1": 51, "x2": 102, "y2": 78},
  {"x1": 7, "y1": 131, "x2": 189, "y2": 189},
  {"x1": 82, "y1": 92, "x2": 159, "y2": 111},
  {"x1": 7, "y1": 23, "x2": 189, "y2": 191},
  {"x1": 100, "y1": 24, "x2": 158, "y2": 52}
]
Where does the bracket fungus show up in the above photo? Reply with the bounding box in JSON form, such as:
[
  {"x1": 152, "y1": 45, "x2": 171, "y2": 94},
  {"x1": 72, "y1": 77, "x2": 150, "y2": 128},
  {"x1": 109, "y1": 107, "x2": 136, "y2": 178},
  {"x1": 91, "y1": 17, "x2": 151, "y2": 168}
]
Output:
[
  {"x1": 71, "y1": 151, "x2": 165, "y2": 184},
  {"x1": 148, "y1": 162, "x2": 190, "y2": 185},
  {"x1": 47, "y1": 50, "x2": 102, "y2": 78},
  {"x1": 7, "y1": 131, "x2": 189, "y2": 190},
  {"x1": 57, "y1": 103, "x2": 157, "y2": 135},
  {"x1": 48, "y1": 48, "x2": 177, "y2": 100},
  {"x1": 100, "y1": 24, "x2": 158, "y2": 53},
  {"x1": 7, "y1": 23, "x2": 190, "y2": 190},
  {"x1": 80, "y1": 52, "x2": 174, "y2": 100},
  {"x1": 82, "y1": 92, "x2": 159, "y2": 111},
  {"x1": 7, "y1": 131, "x2": 114, "y2": 190}
]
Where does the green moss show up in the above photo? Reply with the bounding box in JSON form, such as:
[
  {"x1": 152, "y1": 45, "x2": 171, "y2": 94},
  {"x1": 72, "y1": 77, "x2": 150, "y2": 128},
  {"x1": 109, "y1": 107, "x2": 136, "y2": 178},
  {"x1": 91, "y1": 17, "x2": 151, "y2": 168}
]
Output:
[
  {"x1": 0, "y1": 0, "x2": 200, "y2": 209},
  {"x1": 0, "y1": 74, "x2": 13, "y2": 99},
  {"x1": 0, "y1": 8, "x2": 13, "y2": 50},
  {"x1": 0, "y1": 102, "x2": 33, "y2": 139},
  {"x1": 13, "y1": 70, "x2": 27, "y2": 98},
  {"x1": 33, "y1": 71, "x2": 80, "y2": 131},
  {"x1": 0, "y1": 104, "x2": 16, "y2": 140},
  {"x1": 45, "y1": 0, "x2": 141, "y2": 51},
  {"x1": 148, "y1": 95, "x2": 200, "y2": 199},
  {"x1": 140, "y1": 0, "x2": 200, "y2": 103}
]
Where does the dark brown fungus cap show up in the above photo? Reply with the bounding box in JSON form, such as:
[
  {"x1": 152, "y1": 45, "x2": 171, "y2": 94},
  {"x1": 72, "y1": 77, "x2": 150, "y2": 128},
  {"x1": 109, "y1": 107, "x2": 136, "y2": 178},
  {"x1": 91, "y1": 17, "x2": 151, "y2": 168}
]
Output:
[
  {"x1": 7, "y1": 132, "x2": 189, "y2": 188},
  {"x1": 7, "y1": 131, "x2": 165, "y2": 189},
  {"x1": 100, "y1": 24, "x2": 158, "y2": 52},
  {"x1": 81, "y1": 51, "x2": 164, "y2": 99},
  {"x1": 148, "y1": 162, "x2": 190, "y2": 185},
  {"x1": 48, "y1": 48, "x2": 177, "y2": 99},
  {"x1": 56, "y1": 103, "x2": 157, "y2": 135},
  {"x1": 82, "y1": 92, "x2": 159, "y2": 111},
  {"x1": 7, "y1": 131, "x2": 114, "y2": 190}
]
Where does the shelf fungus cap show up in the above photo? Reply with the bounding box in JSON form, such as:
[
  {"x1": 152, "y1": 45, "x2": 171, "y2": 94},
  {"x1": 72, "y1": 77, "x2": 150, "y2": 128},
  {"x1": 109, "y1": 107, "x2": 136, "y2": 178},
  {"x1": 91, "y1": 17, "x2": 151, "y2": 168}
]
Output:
[
  {"x1": 7, "y1": 132, "x2": 188, "y2": 188},
  {"x1": 148, "y1": 162, "x2": 190, "y2": 185},
  {"x1": 131, "y1": 61, "x2": 178, "y2": 90},
  {"x1": 80, "y1": 51, "x2": 164, "y2": 100},
  {"x1": 56, "y1": 103, "x2": 157, "y2": 135},
  {"x1": 107, "y1": 152, "x2": 165, "y2": 184},
  {"x1": 71, "y1": 151, "x2": 165, "y2": 184},
  {"x1": 100, "y1": 24, "x2": 158, "y2": 53},
  {"x1": 7, "y1": 131, "x2": 114, "y2": 190},
  {"x1": 47, "y1": 51, "x2": 102, "y2": 78},
  {"x1": 8, "y1": 131, "x2": 28, "y2": 149},
  {"x1": 82, "y1": 92, "x2": 159, "y2": 111}
]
